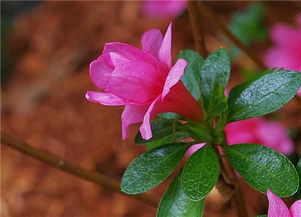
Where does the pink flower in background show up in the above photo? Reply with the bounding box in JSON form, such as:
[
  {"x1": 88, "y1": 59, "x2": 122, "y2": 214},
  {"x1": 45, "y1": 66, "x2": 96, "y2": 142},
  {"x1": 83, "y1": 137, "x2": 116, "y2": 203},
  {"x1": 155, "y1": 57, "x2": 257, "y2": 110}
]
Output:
[
  {"x1": 264, "y1": 13, "x2": 301, "y2": 96},
  {"x1": 267, "y1": 189, "x2": 301, "y2": 217},
  {"x1": 189, "y1": 118, "x2": 293, "y2": 155},
  {"x1": 225, "y1": 118, "x2": 294, "y2": 155},
  {"x1": 86, "y1": 24, "x2": 202, "y2": 140},
  {"x1": 141, "y1": 0, "x2": 186, "y2": 19}
]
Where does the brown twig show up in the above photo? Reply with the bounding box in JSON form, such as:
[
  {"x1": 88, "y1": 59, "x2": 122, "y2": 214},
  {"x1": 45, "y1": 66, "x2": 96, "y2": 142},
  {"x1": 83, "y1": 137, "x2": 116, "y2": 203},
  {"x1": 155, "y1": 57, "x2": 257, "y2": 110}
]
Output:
[
  {"x1": 197, "y1": 1, "x2": 266, "y2": 70},
  {"x1": 1, "y1": 132, "x2": 160, "y2": 207},
  {"x1": 187, "y1": 1, "x2": 208, "y2": 57}
]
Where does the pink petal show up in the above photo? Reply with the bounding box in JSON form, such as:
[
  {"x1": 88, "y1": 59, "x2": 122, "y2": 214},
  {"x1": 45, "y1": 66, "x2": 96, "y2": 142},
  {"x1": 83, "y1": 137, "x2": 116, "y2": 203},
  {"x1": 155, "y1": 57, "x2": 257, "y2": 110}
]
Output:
[
  {"x1": 225, "y1": 118, "x2": 261, "y2": 145},
  {"x1": 107, "y1": 52, "x2": 165, "y2": 104},
  {"x1": 162, "y1": 58, "x2": 187, "y2": 98},
  {"x1": 159, "y1": 23, "x2": 172, "y2": 68},
  {"x1": 187, "y1": 143, "x2": 206, "y2": 155},
  {"x1": 297, "y1": 88, "x2": 301, "y2": 97},
  {"x1": 89, "y1": 54, "x2": 114, "y2": 89},
  {"x1": 85, "y1": 91, "x2": 127, "y2": 106},
  {"x1": 270, "y1": 24, "x2": 297, "y2": 46},
  {"x1": 290, "y1": 200, "x2": 301, "y2": 217},
  {"x1": 256, "y1": 121, "x2": 294, "y2": 155},
  {"x1": 140, "y1": 0, "x2": 186, "y2": 18},
  {"x1": 103, "y1": 42, "x2": 158, "y2": 66},
  {"x1": 141, "y1": 29, "x2": 163, "y2": 59},
  {"x1": 267, "y1": 189, "x2": 291, "y2": 217},
  {"x1": 139, "y1": 96, "x2": 161, "y2": 140},
  {"x1": 121, "y1": 105, "x2": 149, "y2": 140}
]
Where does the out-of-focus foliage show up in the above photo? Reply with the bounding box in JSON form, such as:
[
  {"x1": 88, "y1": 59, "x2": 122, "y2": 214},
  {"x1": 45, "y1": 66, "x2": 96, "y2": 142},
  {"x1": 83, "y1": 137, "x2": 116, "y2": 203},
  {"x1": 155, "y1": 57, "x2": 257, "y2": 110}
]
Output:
[{"x1": 228, "y1": 3, "x2": 267, "y2": 58}]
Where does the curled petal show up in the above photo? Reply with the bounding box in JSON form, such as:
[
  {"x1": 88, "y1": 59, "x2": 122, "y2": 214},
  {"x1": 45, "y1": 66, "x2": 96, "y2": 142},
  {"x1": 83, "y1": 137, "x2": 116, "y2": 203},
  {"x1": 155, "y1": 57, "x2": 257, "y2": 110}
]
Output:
[
  {"x1": 290, "y1": 200, "x2": 301, "y2": 217},
  {"x1": 141, "y1": 29, "x2": 163, "y2": 59},
  {"x1": 159, "y1": 23, "x2": 172, "y2": 68},
  {"x1": 267, "y1": 189, "x2": 291, "y2": 217},
  {"x1": 85, "y1": 91, "x2": 126, "y2": 106},
  {"x1": 121, "y1": 105, "x2": 149, "y2": 140},
  {"x1": 162, "y1": 58, "x2": 187, "y2": 98},
  {"x1": 89, "y1": 54, "x2": 114, "y2": 89},
  {"x1": 139, "y1": 96, "x2": 161, "y2": 140}
]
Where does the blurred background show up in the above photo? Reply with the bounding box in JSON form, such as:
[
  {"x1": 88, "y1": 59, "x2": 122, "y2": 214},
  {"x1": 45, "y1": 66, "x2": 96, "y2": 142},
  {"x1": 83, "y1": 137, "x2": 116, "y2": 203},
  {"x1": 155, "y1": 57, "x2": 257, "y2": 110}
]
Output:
[{"x1": 1, "y1": 1, "x2": 301, "y2": 217}]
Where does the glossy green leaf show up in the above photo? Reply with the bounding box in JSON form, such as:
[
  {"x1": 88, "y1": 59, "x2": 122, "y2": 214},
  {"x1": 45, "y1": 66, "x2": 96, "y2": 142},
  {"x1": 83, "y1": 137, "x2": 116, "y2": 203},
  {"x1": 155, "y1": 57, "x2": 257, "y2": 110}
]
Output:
[
  {"x1": 228, "y1": 70, "x2": 301, "y2": 122},
  {"x1": 157, "y1": 171, "x2": 205, "y2": 217},
  {"x1": 121, "y1": 143, "x2": 189, "y2": 194},
  {"x1": 224, "y1": 143, "x2": 299, "y2": 197},
  {"x1": 256, "y1": 215, "x2": 267, "y2": 217},
  {"x1": 182, "y1": 145, "x2": 220, "y2": 201},
  {"x1": 135, "y1": 119, "x2": 188, "y2": 150},
  {"x1": 200, "y1": 48, "x2": 230, "y2": 118},
  {"x1": 178, "y1": 49, "x2": 204, "y2": 100}
]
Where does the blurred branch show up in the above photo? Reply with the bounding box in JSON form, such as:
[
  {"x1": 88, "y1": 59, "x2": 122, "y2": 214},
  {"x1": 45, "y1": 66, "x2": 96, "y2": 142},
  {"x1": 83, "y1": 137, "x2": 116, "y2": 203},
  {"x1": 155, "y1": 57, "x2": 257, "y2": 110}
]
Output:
[
  {"x1": 1, "y1": 132, "x2": 160, "y2": 207},
  {"x1": 197, "y1": 1, "x2": 266, "y2": 70},
  {"x1": 187, "y1": 1, "x2": 208, "y2": 57}
]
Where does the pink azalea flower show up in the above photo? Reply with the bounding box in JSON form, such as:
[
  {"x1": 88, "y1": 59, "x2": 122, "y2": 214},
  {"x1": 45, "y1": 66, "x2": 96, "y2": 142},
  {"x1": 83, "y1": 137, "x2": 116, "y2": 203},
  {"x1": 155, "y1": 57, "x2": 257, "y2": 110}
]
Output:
[
  {"x1": 86, "y1": 24, "x2": 202, "y2": 140},
  {"x1": 264, "y1": 13, "x2": 301, "y2": 96},
  {"x1": 188, "y1": 118, "x2": 293, "y2": 155},
  {"x1": 267, "y1": 189, "x2": 301, "y2": 217},
  {"x1": 225, "y1": 118, "x2": 294, "y2": 155},
  {"x1": 141, "y1": 0, "x2": 187, "y2": 19}
]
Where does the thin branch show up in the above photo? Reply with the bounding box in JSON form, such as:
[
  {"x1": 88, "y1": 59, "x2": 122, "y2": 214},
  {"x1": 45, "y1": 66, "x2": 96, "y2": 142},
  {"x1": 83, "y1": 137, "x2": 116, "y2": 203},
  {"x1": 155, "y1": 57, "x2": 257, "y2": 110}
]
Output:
[
  {"x1": 213, "y1": 146, "x2": 249, "y2": 217},
  {"x1": 197, "y1": 1, "x2": 266, "y2": 70},
  {"x1": 187, "y1": 1, "x2": 208, "y2": 57},
  {"x1": 1, "y1": 132, "x2": 160, "y2": 207}
]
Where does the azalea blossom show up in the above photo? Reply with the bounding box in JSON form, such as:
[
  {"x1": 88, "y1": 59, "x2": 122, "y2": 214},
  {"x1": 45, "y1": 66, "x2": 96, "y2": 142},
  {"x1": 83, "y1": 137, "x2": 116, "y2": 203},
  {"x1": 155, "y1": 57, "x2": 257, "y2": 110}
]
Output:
[
  {"x1": 225, "y1": 118, "x2": 294, "y2": 155},
  {"x1": 141, "y1": 0, "x2": 186, "y2": 19},
  {"x1": 267, "y1": 189, "x2": 301, "y2": 217},
  {"x1": 189, "y1": 118, "x2": 293, "y2": 155},
  {"x1": 264, "y1": 13, "x2": 301, "y2": 96},
  {"x1": 86, "y1": 24, "x2": 202, "y2": 140}
]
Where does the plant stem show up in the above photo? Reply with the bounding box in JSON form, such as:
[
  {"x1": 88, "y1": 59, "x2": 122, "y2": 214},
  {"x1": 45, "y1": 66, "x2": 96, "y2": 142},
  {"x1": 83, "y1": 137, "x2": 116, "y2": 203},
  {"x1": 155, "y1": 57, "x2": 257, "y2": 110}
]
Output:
[
  {"x1": 1, "y1": 132, "x2": 160, "y2": 207},
  {"x1": 197, "y1": 1, "x2": 266, "y2": 70},
  {"x1": 187, "y1": 1, "x2": 208, "y2": 57},
  {"x1": 217, "y1": 147, "x2": 249, "y2": 217}
]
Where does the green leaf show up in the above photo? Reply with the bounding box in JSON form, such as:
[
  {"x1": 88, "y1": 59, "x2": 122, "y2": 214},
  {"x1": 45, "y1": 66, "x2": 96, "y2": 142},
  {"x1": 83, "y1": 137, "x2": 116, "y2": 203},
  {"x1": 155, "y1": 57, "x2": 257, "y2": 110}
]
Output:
[
  {"x1": 256, "y1": 215, "x2": 267, "y2": 217},
  {"x1": 157, "y1": 171, "x2": 205, "y2": 217},
  {"x1": 224, "y1": 143, "x2": 299, "y2": 197},
  {"x1": 178, "y1": 49, "x2": 204, "y2": 100},
  {"x1": 182, "y1": 145, "x2": 220, "y2": 201},
  {"x1": 228, "y1": 70, "x2": 301, "y2": 122},
  {"x1": 121, "y1": 143, "x2": 189, "y2": 194},
  {"x1": 200, "y1": 48, "x2": 230, "y2": 118},
  {"x1": 135, "y1": 119, "x2": 189, "y2": 150}
]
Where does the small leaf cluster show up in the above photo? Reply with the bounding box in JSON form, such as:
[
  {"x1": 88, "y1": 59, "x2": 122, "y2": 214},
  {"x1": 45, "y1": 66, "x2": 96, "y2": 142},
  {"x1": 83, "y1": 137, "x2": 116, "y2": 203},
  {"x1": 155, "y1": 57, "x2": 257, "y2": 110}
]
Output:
[{"x1": 121, "y1": 49, "x2": 301, "y2": 217}]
